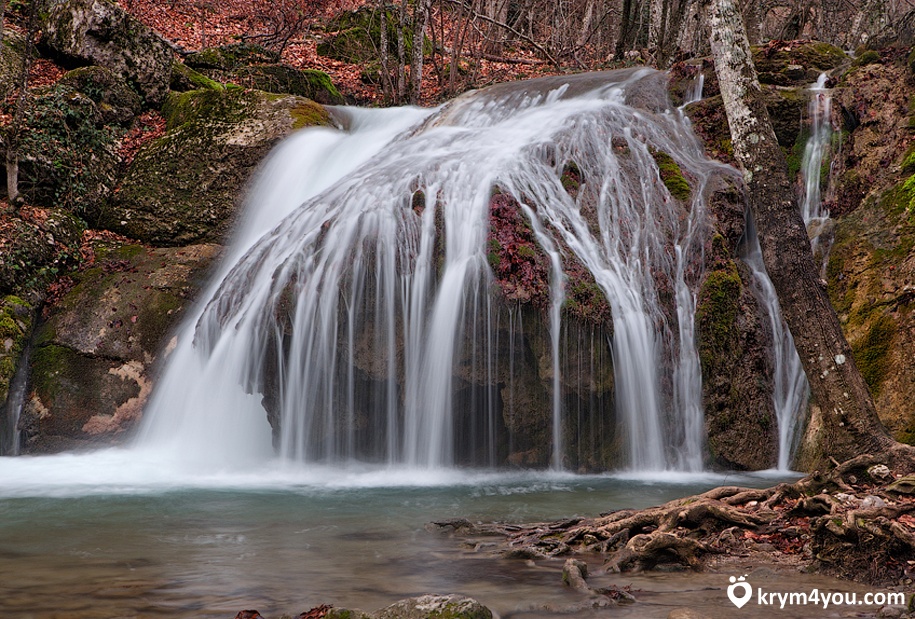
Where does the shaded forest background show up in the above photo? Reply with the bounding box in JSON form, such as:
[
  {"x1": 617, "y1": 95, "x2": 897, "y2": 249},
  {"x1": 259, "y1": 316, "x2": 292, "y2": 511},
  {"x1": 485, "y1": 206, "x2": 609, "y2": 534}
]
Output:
[{"x1": 78, "y1": 0, "x2": 915, "y2": 105}]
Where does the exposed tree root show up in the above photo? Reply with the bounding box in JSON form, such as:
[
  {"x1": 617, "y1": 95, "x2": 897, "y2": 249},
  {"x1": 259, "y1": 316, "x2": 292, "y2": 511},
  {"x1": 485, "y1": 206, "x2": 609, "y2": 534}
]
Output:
[{"x1": 457, "y1": 454, "x2": 915, "y2": 586}]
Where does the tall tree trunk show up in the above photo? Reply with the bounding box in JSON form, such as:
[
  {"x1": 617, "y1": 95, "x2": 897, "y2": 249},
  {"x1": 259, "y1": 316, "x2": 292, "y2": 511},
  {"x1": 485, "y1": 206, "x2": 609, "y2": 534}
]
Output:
[
  {"x1": 5, "y1": 0, "x2": 43, "y2": 205},
  {"x1": 378, "y1": 0, "x2": 393, "y2": 102},
  {"x1": 410, "y1": 0, "x2": 431, "y2": 104},
  {"x1": 396, "y1": 0, "x2": 408, "y2": 103},
  {"x1": 706, "y1": 0, "x2": 910, "y2": 469}
]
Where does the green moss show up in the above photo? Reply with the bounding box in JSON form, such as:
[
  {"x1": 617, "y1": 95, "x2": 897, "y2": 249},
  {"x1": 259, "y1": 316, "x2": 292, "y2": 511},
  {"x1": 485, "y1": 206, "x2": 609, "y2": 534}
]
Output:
[
  {"x1": 696, "y1": 263, "x2": 742, "y2": 371},
  {"x1": 291, "y1": 100, "x2": 331, "y2": 129},
  {"x1": 29, "y1": 344, "x2": 75, "y2": 401},
  {"x1": 185, "y1": 43, "x2": 279, "y2": 70},
  {"x1": 651, "y1": 150, "x2": 691, "y2": 201},
  {"x1": 853, "y1": 50, "x2": 881, "y2": 66},
  {"x1": 851, "y1": 315, "x2": 896, "y2": 395},
  {"x1": 170, "y1": 61, "x2": 225, "y2": 92}
]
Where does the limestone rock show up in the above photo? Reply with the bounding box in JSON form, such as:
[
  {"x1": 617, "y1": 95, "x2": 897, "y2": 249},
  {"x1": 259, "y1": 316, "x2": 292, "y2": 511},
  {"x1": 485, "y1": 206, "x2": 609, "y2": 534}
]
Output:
[
  {"x1": 374, "y1": 594, "x2": 493, "y2": 619},
  {"x1": 103, "y1": 88, "x2": 334, "y2": 246},
  {"x1": 19, "y1": 242, "x2": 220, "y2": 453},
  {"x1": 43, "y1": 0, "x2": 173, "y2": 105}
]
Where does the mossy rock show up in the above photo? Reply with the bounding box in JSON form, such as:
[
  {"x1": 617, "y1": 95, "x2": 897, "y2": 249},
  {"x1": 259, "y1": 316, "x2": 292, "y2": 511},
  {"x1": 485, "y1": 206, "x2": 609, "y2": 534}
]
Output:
[
  {"x1": 374, "y1": 594, "x2": 493, "y2": 619},
  {"x1": 228, "y1": 65, "x2": 344, "y2": 105},
  {"x1": 105, "y1": 88, "x2": 333, "y2": 246},
  {"x1": 170, "y1": 61, "x2": 225, "y2": 92},
  {"x1": 0, "y1": 210, "x2": 84, "y2": 297},
  {"x1": 184, "y1": 43, "x2": 280, "y2": 71},
  {"x1": 19, "y1": 242, "x2": 220, "y2": 453},
  {"x1": 15, "y1": 83, "x2": 123, "y2": 218},
  {"x1": 43, "y1": 0, "x2": 174, "y2": 105},
  {"x1": 762, "y1": 87, "x2": 807, "y2": 149},
  {"x1": 0, "y1": 295, "x2": 34, "y2": 413},
  {"x1": 651, "y1": 150, "x2": 691, "y2": 201},
  {"x1": 58, "y1": 65, "x2": 143, "y2": 125},
  {"x1": 318, "y1": 5, "x2": 429, "y2": 64},
  {"x1": 697, "y1": 260, "x2": 779, "y2": 470},
  {"x1": 752, "y1": 41, "x2": 848, "y2": 86},
  {"x1": 0, "y1": 29, "x2": 25, "y2": 96}
]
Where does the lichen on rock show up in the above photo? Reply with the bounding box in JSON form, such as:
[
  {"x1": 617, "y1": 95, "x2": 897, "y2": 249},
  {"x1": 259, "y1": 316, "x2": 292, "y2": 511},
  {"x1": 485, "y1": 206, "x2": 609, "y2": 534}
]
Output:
[{"x1": 42, "y1": 0, "x2": 174, "y2": 105}]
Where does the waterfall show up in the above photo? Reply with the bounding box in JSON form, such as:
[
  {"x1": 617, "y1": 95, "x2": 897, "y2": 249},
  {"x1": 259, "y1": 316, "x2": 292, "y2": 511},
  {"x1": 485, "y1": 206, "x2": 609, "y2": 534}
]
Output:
[
  {"x1": 137, "y1": 69, "x2": 728, "y2": 472},
  {"x1": 0, "y1": 344, "x2": 30, "y2": 456},
  {"x1": 742, "y1": 74, "x2": 836, "y2": 470},
  {"x1": 743, "y1": 226, "x2": 809, "y2": 471}
]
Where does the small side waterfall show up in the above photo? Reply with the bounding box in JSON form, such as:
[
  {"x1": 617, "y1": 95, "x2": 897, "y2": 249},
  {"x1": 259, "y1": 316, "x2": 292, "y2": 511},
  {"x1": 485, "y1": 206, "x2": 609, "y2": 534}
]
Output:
[
  {"x1": 0, "y1": 345, "x2": 30, "y2": 456},
  {"x1": 743, "y1": 74, "x2": 836, "y2": 470},
  {"x1": 136, "y1": 69, "x2": 737, "y2": 472}
]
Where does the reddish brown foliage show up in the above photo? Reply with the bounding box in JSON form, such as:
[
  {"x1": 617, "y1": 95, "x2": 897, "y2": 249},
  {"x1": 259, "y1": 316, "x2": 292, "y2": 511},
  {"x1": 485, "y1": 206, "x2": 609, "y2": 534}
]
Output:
[{"x1": 117, "y1": 110, "x2": 167, "y2": 166}]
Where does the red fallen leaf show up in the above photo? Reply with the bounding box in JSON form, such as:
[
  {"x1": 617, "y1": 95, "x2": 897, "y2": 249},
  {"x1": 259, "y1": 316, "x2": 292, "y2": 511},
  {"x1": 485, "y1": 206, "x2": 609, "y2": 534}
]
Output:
[
  {"x1": 234, "y1": 612, "x2": 264, "y2": 619},
  {"x1": 298, "y1": 605, "x2": 332, "y2": 619},
  {"x1": 131, "y1": 315, "x2": 138, "y2": 323}
]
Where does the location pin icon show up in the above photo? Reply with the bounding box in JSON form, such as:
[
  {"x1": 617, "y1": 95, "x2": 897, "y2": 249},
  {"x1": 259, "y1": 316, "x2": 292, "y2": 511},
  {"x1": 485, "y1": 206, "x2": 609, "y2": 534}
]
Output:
[{"x1": 727, "y1": 575, "x2": 752, "y2": 609}]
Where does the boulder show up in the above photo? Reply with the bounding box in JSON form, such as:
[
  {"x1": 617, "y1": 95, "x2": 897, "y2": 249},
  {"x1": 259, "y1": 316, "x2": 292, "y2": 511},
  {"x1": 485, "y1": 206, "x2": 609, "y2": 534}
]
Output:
[
  {"x1": 19, "y1": 242, "x2": 220, "y2": 453},
  {"x1": 697, "y1": 255, "x2": 779, "y2": 470},
  {"x1": 374, "y1": 595, "x2": 493, "y2": 619},
  {"x1": 13, "y1": 82, "x2": 123, "y2": 218},
  {"x1": 0, "y1": 29, "x2": 24, "y2": 96},
  {"x1": 103, "y1": 88, "x2": 335, "y2": 246},
  {"x1": 752, "y1": 40, "x2": 848, "y2": 87},
  {"x1": 0, "y1": 208, "x2": 84, "y2": 296},
  {"x1": 43, "y1": 0, "x2": 173, "y2": 105},
  {"x1": 58, "y1": 65, "x2": 143, "y2": 125},
  {"x1": 184, "y1": 44, "x2": 343, "y2": 104}
]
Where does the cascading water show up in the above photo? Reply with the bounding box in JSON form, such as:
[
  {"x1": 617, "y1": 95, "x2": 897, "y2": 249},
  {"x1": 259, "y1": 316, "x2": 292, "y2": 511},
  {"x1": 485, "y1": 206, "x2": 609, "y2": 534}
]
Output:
[
  {"x1": 136, "y1": 69, "x2": 734, "y2": 473},
  {"x1": 741, "y1": 74, "x2": 836, "y2": 470},
  {"x1": 801, "y1": 74, "x2": 832, "y2": 226}
]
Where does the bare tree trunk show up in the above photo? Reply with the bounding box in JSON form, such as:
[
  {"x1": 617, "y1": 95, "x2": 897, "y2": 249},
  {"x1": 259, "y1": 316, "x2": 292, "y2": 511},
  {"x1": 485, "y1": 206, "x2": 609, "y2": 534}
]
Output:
[
  {"x1": 396, "y1": 0, "x2": 408, "y2": 103},
  {"x1": 706, "y1": 0, "x2": 907, "y2": 468},
  {"x1": 410, "y1": 0, "x2": 431, "y2": 104},
  {"x1": 378, "y1": 0, "x2": 393, "y2": 102},
  {"x1": 848, "y1": 0, "x2": 889, "y2": 48},
  {"x1": 5, "y1": 0, "x2": 43, "y2": 205}
]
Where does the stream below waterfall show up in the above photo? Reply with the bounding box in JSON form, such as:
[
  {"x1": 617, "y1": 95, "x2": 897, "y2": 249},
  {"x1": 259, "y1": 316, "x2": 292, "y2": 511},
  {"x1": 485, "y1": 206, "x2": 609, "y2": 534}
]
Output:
[{"x1": 0, "y1": 463, "x2": 882, "y2": 619}]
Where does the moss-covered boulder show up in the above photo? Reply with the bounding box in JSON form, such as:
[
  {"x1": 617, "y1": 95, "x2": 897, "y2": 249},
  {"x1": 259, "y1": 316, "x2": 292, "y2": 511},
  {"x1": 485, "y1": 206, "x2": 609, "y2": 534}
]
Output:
[
  {"x1": 183, "y1": 44, "x2": 343, "y2": 104},
  {"x1": 184, "y1": 43, "x2": 280, "y2": 71},
  {"x1": 224, "y1": 66, "x2": 344, "y2": 105},
  {"x1": 58, "y1": 65, "x2": 143, "y2": 125},
  {"x1": 0, "y1": 295, "x2": 34, "y2": 416},
  {"x1": 103, "y1": 88, "x2": 334, "y2": 246},
  {"x1": 752, "y1": 40, "x2": 848, "y2": 86},
  {"x1": 0, "y1": 208, "x2": 84, "y2": 296},
  {"x1": 697, "y1": 255, "x2": 779, "y2": 470},
  {"x1": 19, "y1": 242, "x2": 220, "y2": 453},
  {"x1": 43, "y1": 0, "x2": 173, "y2": 105},
  {"x1": 169, "y1": 61, "x2": 225, "y2": 92},
  {"x1": 374, "y1": 595, "x2": 493, "y2": 619},
  {"x1": 12, "y1": 82, "x2": 123, "y2": 218},
  {"x1": 0, "y1": 29, "x2": 25, "y2": 96}
]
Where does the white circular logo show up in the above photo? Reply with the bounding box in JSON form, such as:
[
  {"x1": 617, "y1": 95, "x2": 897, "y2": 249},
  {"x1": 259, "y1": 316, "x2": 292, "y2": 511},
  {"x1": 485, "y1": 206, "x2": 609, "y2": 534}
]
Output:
[{"x1": 728, "y1": 575, "x2": 752, "y2": 609}]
